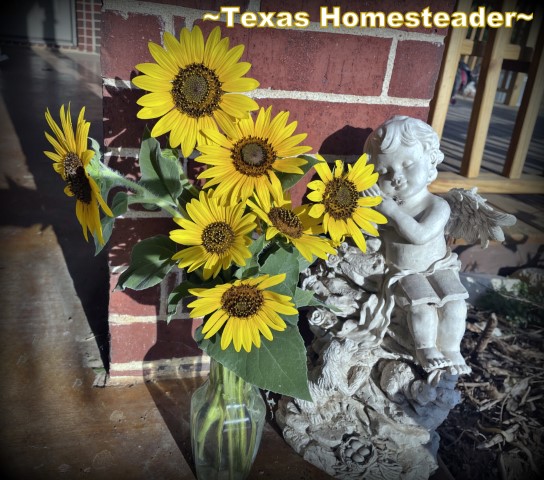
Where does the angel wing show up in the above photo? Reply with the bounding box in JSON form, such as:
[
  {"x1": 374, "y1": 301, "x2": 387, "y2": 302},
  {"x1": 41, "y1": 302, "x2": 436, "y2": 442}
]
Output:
[{"x1": 443, "y1": 187, "x2": 516, "y2": 248}]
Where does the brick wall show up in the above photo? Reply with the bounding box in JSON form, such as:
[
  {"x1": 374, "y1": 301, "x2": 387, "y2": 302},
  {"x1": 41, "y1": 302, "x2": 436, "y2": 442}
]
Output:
[
  {"x1": 76, "y1": 0, "x2": 102, "y2": 53},
  {"x1": 101, "y1": 0, "x2": 455, "y2": 383}
]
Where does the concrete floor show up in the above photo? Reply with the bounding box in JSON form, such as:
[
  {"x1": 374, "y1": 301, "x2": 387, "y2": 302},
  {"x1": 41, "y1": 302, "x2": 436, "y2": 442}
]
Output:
[{"x1": 0, "y1": 45, "x2": 333, "y2": 479}]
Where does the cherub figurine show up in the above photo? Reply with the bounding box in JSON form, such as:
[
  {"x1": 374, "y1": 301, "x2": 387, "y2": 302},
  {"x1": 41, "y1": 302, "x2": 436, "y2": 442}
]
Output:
[
  {"x1": 278, "y1": 116, "x2": 517, "y2": 478},
  {"x1": 363, "y1": 116, "x2": 471, "y2": 375}
]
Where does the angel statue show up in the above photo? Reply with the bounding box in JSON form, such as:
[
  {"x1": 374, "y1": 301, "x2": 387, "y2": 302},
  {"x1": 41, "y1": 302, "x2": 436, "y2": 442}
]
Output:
[
  {"x1": 276, "y1": 116, "x2": 516, "y2": 480},
  {"x1": 361, "y1": 115, "x2": 516, "y2": 376}
]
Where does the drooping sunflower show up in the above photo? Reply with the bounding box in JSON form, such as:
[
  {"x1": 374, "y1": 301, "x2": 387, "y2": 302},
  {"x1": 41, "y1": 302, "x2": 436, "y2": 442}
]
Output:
[
  {"x1": 133, "y1": 26, "x2": 260, "y2": 158},
  {"x1": 307, "y1": 154, "x2": 387, "y2": 252},
  {"x1": 169, "y1": 189, "x2": 256, "y2": 280},
  {"x1": 44, "y1": 104, "x2": 113, "y2": 245},
  {"x1": 246, "y1": 175, "x2": 336, "y2": 262},
  {"x1": 196, "y1": 106, "x2": 311, "y2": 210},
  {"x1": 188, "y1": 274, "x2": 297, "y2": 352}
]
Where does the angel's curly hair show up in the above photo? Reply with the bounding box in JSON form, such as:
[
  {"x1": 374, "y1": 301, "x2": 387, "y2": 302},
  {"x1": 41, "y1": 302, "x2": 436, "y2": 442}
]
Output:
[{"x1": 363, "y1": 115, "x2": 444, "y2": 183}]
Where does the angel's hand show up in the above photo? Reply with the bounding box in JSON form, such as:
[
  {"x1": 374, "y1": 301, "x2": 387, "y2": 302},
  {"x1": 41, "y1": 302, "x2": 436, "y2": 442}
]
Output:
[
  {"x1": 377, "y1": 196, "x2": 398, "y2": 217},
  {"x1": 362, "y1": 184, "x2": 382, "y2": 197}
]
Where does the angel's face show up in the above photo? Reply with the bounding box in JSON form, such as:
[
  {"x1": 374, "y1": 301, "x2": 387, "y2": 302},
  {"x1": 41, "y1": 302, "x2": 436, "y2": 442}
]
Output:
[{"x1": 374, "y1": 143, "x2": 430, "y2": 200}]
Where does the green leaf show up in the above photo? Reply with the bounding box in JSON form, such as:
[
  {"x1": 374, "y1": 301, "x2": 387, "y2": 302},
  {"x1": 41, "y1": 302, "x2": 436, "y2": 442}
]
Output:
[
  {"x1": 259, "y1": 245, "x2": 303, "y2": 296},
  {"x1": 94, "y1": 190, "x2": 129, "y2": 255},
  {"x1": 86, "y1": 142, "x2": 132, "y2": 255},
  {"x1": 116, "y1": 235, "x2": 177, "y2": 291},
  {"x1": 234, "y1": 234, "x2": 268, "y2": 280},
  {"x1": 197, "y1": 323, "x2": 312, "y2": 401},
  {"x1": 164, "y1": 147, "x2": 200, "y2": 204},
  {"x1": 293, "y1": 287, "x2": 329, "y2": 309},
  {"x1": 87, "y1": 144, "x2": 117, "y2": 203},
  {"x1": 259, "y1": 245, "x2": 309, "y2": 325},
  {"x1": 162, "y1": 148, "x2": 178, "y2": 161},
  {"x1": 89, "y1": 137, "x2": 102, "y2": 164},
  {"x1": 276, "y1": 154, "x2": 320, "y2": 191},
  {"x1": 138, "y1": 131, "x2": 183, "y2": 203},
  {"x1": 167, "y1": 279, "x2": 201, "y2": 322}
]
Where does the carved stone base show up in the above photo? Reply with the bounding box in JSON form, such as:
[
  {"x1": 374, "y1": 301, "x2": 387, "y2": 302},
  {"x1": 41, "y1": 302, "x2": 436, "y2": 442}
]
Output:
[
  {"x1": 276, "y1": 241, "x2": 463, "y2": 479},
  {"x1": 276, "y1": 337, "x2": 460, "y2": 479}
]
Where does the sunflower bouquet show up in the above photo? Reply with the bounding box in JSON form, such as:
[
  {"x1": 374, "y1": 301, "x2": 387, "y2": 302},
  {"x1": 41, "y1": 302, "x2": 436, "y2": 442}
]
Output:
[{"x1": 43, "y1": 25, "x2": 386, "y2": 405}]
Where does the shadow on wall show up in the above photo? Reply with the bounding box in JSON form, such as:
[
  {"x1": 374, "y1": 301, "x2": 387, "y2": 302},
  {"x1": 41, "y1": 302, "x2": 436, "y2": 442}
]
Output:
[{"x1": 319, "y1": 125, "x2": 373, "y2": 157}]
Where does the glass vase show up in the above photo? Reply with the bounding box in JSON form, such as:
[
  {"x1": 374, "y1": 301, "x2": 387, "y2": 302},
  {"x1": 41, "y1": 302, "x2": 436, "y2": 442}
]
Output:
[{"x1": 190, "y1": 358, "x2": 266, "y2": 480}]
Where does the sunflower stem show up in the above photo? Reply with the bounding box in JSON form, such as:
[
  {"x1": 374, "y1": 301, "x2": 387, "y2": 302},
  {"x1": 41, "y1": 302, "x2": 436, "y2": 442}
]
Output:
[
  {"x1": 196, "y1": 382, "x2": 222, "y2": 459},
  {"x1": 224, "y1": 367, "x2": 237, "y2": 478},
  {"x1": 96, "y1": 162, "x2": 186, "y2": 218},
  {"x1": 236, "y1": 370, "x2": 249, "y2": 472}
]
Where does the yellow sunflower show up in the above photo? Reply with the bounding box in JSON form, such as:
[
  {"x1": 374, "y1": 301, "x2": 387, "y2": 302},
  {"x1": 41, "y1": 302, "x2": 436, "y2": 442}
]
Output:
[
  {"x1": 247, "y1": 175, "x2": 336, "y2": 262},
  {"x1": 188, "y1": 274, "x2": 297, "y2": 352},
  {"x1": 133, "y1": 26, "x2": 259, "y2": 158},
  {"x1": 196, "y1": 106, "x2": 311, "y2": 209},
  {"x1": 306, "y1": 154, "x2": 387, "y2": 252},
  {"x1": 44, "y1": 104, "x2": 113, "y2": 245},
  {"x1": 169, "y1": 189, "x2": 256, "y2": 280}
]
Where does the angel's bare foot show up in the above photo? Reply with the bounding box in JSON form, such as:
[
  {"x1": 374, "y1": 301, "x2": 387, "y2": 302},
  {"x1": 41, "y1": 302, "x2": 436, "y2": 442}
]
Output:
[
  {"x1": 442, "y1": 351, "x2": 472, "y2": 375},
  {"x1": 415, "y1": 347, "x2": 452, "y2": 372}
]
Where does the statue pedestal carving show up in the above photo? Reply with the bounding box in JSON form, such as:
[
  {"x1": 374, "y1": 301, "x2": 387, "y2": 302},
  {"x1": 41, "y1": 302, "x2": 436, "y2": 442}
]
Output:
[
  {"x1": 277, "y1": 339, "x2": 460, "y2": 479},
  {"x1": 276, "y1": 241, "x2": 461, "y2": 479}
]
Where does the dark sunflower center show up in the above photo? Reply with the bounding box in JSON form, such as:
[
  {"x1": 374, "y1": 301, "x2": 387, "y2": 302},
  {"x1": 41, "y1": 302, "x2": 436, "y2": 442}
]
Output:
[
  {"x1": 201, "y1": 222, "x2": 235, "y2": 254},
  {"x1": 171, "y1": 63, "x2": 222, "y2": 118},
  {"x1": 221, "y1": 284, "x2": 264, "y2": 318},
  {"x1": 63, "y1": 152, "x2": 92, "y2": 204},
  {"x1": 268, "y1": 207, "x2": 303, "y2": 239},
  {"x1": 183, "y1": 74, "x2": 208, "y2": 103},
  {"x1": 241, "y1": 143, "x2": 265, "y2": 166},
  {"x1": 323, "y1": 177, "x2": 358, "y2": 220},
  {"x1": 231, "y1": 137, "x2": 276, "y2": 177}
]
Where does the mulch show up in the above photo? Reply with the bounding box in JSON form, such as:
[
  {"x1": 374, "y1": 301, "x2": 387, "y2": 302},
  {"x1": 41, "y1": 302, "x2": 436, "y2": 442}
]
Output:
[{"x1": 437, "y1": 308, "x2": 544, "y2": 480}]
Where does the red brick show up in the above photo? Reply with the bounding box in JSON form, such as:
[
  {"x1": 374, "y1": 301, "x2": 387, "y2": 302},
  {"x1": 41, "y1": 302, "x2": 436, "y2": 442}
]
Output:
[
  {"x1": 107, "y1": 155, "x2": 140, "y2": 181},
  {"x1": 260, "y1": 0, "x2": 455, "y2": 35},
  {"x1": 109, "y1": 273, "x2": 161, "y2": 316},
  {"x1": 197, "y1": 21, "x2": 391, "y2": 96},
  {"x1": 108, "y1": 217, "x2": 177, "y2": 266},
  {"x1": 388, "y1": 40, "x2": 445, "y2": 99},
  {"x1": 173, "y1": 16, "x2": 187, "y2": 35},
  {"x1": 147, "y1": 0, "x2": 248, "y2": 8},
  {"x1": 101, "y1": 11, "x2": 163, "y2": 80},
  {"x1": 110, "y1": 319, "x2": 202, "y2": 364},
  {"x1": 250, "y1": 99, "x2": 429, "y2": 155},
  {"x1": 103, "y1": 86, "x2": 150, "y2": 149},
  {"x1": 186, "y1": 157, "x2": 207, "y2": 189}
]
